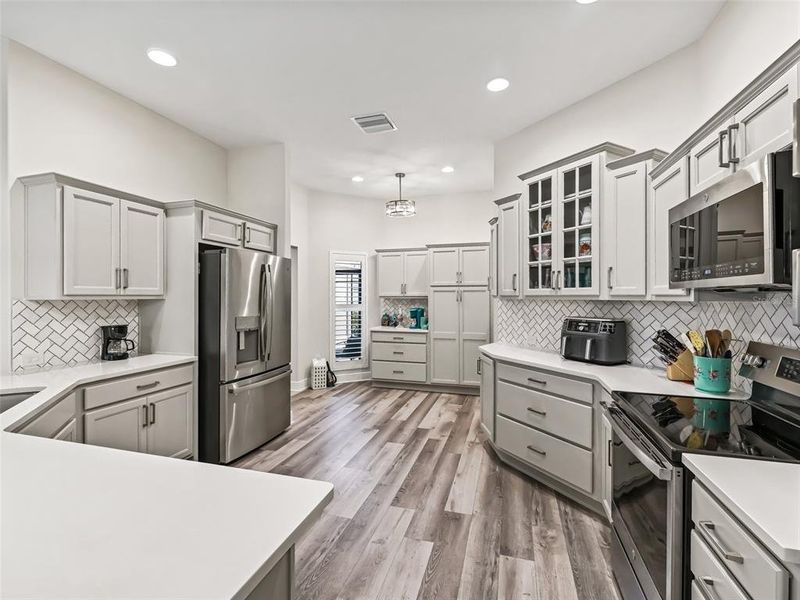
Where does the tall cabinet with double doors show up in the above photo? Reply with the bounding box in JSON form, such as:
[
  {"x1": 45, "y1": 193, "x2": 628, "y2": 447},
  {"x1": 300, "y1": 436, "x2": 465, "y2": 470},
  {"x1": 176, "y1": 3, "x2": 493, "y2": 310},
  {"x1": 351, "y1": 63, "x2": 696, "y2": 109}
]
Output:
[
  {"x1": 518, "y1": 143, "x2": 635, "y2": 297},
  {"x1": 429, "y1": 243, "x2": 490, "y2": 387}
]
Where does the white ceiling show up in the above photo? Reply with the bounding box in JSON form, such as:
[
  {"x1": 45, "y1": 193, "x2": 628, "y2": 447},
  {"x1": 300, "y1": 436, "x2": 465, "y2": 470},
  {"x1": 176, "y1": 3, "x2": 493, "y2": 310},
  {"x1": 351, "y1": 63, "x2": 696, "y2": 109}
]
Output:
[{"x1": 1, "y1": 0, "x2": 724, "y2": 198}]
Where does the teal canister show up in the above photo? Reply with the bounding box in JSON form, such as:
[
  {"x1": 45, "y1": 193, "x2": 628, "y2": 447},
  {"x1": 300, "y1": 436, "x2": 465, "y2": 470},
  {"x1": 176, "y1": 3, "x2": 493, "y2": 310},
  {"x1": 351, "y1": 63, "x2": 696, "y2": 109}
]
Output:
[{"x1": 692, "y1": 356, "x2": 732, "y2": 394}]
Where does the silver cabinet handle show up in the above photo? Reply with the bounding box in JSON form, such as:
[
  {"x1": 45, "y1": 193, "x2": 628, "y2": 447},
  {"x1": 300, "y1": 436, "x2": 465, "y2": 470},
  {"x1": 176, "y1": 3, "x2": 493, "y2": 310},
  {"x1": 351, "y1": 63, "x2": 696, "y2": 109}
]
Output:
[
  {"x1": 727, "y1": 123, "x2": 739, "y2": 164},
  {"x1": 392, "y1": 351, "x2": 404, "y2": 355},
  {"x1": 236, "y1": 223, "x2": 243, "y2": 241},
  {"x1": 526, "y1": 445, "x2": 546, "y2": 456},
  {"x1": 512, "y1": 273, "x2": 517, "y2": 292},
  {"x1": 696, "y1": 577, "x2": 717, "y2": 600},
  {"x1": 149, "y1": 402, "x2": 156, "y2": 425},
  {"x1": 136, "y1": 380, "x2": 160, "y2": 391},
  {"x1": 142, "y1": 404, "x2": 148, "y2": 428},
  {"x1": 526, "y1": 407, "x2": 546, "y2": 417},
  {"x1": 392, "y1": 370, "x2": 404, "y2": 374},
  {"x1": 392, "y1": 336, "x2": 404, "y2": 340},
  {"x1": 527, "y1": 377, "x2": 547, "y2": 386},
  {"x1": 698, "y1": 521, "x2": 744, "y2": 563},
  {"x1": 477, "y1": 358, "x2": 482, "y2": 375},
  {"x1": 246, "y1": 226, "x2": 251, "y2": 244},
  {"x1": 122, "y1": 268, "x2": 129, "y2": 289},
  {"x1": 718, "y1": 129, "x2": 730, "y2": 168},
  {"x1": 607, "y1": 439, "x2": 612, "y2": 467},
  {"x1": 607, "y1": 266, "x2": 613, "y2": 289},
  {"x1": 115, "y1": 268, "x2": 121, "y2": 290}
]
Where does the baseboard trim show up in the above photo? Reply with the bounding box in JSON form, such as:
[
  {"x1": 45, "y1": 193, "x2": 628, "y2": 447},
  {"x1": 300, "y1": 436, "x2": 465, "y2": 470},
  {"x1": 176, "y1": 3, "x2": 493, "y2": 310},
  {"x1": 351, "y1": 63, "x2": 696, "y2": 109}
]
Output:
[
  {"x1": 370, "y1": 380, "x2": 479, "y2": 396},
  {"x1": 291, "y1": 378, "x2": 309, "y2": 393},
  {"x1": 335, "y1": 371, "x2": 372, "y2": 384}
]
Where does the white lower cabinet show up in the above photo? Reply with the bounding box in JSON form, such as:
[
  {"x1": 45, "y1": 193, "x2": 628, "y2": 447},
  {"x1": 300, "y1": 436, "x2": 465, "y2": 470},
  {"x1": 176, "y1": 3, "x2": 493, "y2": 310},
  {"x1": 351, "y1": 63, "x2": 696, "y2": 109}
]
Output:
[
  {"x1": 430, "y1": 287, "x2": 489, "y2": 386},
  {"x1": 600, "y1": 406, "x2": 613, "y2": 522},
  {"x1": 54, "y1": 418, "x2": 79, "y2": 442},
  {"x1": 145, "y1": 385, "x2": 193, "y2": 459},
  {"x1": 370, "y1": 331, "x2": 428, "y2": 383},
  {"x1": 85, "y1": 397, "x2": 148, "y2": 453}
]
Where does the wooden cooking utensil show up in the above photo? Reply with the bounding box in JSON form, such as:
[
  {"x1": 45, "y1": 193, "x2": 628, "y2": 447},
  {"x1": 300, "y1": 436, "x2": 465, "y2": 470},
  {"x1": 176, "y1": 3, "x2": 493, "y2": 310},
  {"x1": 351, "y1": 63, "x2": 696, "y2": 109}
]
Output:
[
  {"x1": 721, "y1": 329, "x2": 732, "y2": 355},
  {"x1": 706, "y1": 329, "x2": 722, "y2": 358}
]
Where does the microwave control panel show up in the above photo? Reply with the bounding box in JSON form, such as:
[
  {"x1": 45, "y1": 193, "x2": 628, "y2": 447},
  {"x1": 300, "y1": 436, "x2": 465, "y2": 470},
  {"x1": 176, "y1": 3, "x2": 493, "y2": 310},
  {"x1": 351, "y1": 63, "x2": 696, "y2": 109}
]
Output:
[{"x1": 672, "y1": 257, "x2": 764, "y2": 282}]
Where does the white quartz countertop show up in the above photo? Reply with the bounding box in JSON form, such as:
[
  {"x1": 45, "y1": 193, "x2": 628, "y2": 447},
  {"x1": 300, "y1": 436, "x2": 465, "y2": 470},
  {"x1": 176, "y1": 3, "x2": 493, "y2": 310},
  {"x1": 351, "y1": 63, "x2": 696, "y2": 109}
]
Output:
[
  {"x1": 683, "y1": 454, "x2": 800, "y2": 564},
  {"x1": 371, "y1": 326, "x2": 428, "y2": 333},
  {"x1": 479, "y1": 343, "x2": 749, "y2": 399},
  {"x1": 1, "y1": 432, "x2": 333, "y2": 599},
  {"x1": 0, "y1": 354, "x2": 197, "y2": 431}
]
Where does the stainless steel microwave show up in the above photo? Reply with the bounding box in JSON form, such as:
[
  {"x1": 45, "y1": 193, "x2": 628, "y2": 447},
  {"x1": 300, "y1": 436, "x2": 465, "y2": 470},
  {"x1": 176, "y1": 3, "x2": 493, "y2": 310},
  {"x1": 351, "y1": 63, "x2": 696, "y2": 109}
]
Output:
[{"x1": 668, "y1": 149, "x2": 800, "y2": 290}]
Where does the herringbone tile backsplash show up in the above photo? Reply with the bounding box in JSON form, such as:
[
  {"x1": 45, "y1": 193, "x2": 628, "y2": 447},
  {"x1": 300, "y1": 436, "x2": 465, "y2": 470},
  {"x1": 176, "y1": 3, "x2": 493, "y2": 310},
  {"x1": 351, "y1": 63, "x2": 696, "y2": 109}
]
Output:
[
  {"x1": 12, "y1": 300, "x2": 139, "y2": 372},
  {"x1": 494, "y1": 294, "x2": 800, "y2": 368},
  {"x1": 380, "y1": 298, "x2": 429, "y2": 327}
]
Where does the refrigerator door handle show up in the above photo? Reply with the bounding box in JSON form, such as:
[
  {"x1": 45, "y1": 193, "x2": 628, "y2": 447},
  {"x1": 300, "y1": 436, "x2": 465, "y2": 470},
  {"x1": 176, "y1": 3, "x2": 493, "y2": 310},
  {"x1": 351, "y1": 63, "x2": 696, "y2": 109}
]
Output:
[
  {"x1": 259, "y1": 264, "x2": 268, "y2": 361},
  {"x1": 267, "y1": 263, "x2": 275, "y2": 361},
  {"x1": 227, "y1": 368, "x2": 292, "y2": 395}
]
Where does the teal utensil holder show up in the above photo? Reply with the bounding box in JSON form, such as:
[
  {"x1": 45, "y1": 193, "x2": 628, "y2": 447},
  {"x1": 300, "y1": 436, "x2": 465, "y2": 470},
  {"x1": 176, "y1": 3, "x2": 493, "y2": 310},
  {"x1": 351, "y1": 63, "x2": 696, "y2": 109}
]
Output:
[{"x1": 693, "y1": 356, "x2": 732, "y2": 394}]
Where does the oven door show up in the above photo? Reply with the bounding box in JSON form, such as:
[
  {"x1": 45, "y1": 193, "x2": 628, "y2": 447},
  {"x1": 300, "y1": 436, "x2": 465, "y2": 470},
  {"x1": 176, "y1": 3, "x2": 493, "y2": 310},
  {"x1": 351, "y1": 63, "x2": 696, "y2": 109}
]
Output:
[
  {"x1": 608, "y1": 406, "x2": 684, "y2": 600},
  {"x1": 668, "y1": 154, "x2": 774, "y2": 289}
]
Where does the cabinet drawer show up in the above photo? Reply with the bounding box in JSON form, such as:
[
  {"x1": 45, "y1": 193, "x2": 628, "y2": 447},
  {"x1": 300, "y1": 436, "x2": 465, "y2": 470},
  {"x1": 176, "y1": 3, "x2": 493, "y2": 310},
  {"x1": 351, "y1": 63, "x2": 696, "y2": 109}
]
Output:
[
  {"x1": 692, "y1": 481, "x2": 789, "y2": 600},
  {"x1": 372, "y1": 331, "x2": 427, "y2": 344},
  {"x1": 371, "y1": 360, "x2": 426, "y2": 382},
  {"x1": 371, "y1": 342, "x2": 427, "y2": 363},
  {"x1": 84, "y1": 364, "x2": 194, "y2": 410},
  {"x1": 496, "y1": 380, "x2": 592, "y2": 448},
  {"x1": 496, "y1": 362, "x2": 592, "y2": 404},
  {"x1": 18, "y1": 392, "x2": 77, "y2": 438},
  {"x1": 496, "y1": 415, "x2": 592, "y2": 493},
  {"x1": 690, "y1": 530, "x2": 749, "y2": 600}
]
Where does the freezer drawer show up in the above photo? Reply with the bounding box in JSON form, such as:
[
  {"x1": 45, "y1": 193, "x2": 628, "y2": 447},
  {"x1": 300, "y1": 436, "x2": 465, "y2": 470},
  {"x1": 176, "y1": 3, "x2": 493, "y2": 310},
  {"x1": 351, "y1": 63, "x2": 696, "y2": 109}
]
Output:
[{"x1": 220, "y1": 367, "x2": 291, "y2": 464}]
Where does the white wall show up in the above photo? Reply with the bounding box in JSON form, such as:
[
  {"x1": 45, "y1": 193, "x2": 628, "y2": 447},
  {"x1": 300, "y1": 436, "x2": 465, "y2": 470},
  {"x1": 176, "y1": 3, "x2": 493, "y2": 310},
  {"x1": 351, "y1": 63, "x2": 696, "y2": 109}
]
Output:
[
  {"x1": 494, "y1": 0, "x2": 800, "y2": 200},
  {"x1": 290, "y1": 187, "x2": 493, "y2": 385},
  {"x1": 289, "y1": 183, "x2": 312, "y2": 388},
  {"x1": 227, "y1": 143, "x2": 290, "y2": 255}
]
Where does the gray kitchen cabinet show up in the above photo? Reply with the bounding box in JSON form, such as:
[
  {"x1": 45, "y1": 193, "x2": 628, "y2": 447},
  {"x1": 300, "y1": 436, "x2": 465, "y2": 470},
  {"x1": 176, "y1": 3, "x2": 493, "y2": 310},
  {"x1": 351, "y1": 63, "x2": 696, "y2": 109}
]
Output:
[
  {"x1": 201, "y1": 209, "x2": 243, "y2": 247},
  {"x1": 17, "y1": 391, "x2": 78, "y2": 440},
  {"x1": 54, "y1": 418, "x2": 79, "y2": 442},
  {"x1": 243, "y1": 221, "x2": 276, "y2": 253},
  {"x1": 600, "y1": 406, "x2": 613, "y2": 522},
  {"x1": 489, "y1": 217, "x2": 498, "y2": 297},
  {"x1": 479, "y1": 354, "x2": 494, "y2": 440},
  {"x1": 84, "y1": 397, "x2": 147, "y2": 453},
  {"x1": 689, "y1": 119, "x2": 736, "y2": 195},
  {"x1": 495, "y1": 194, "x2": 521, "y2": 296},
  {"x1": 145, "y1": 384, "x2": 193, "y2": 459},
  {"x1": 428, "y1": 244, "x2": 489, "y2": 287},
  {"x1": 376, "y1": 248, "x2": 428, "y2": 296}
]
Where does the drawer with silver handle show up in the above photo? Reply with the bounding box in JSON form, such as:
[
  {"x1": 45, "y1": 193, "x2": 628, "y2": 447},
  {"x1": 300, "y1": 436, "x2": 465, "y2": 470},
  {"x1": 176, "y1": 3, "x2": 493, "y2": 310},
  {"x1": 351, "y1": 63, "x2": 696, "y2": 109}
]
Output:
[
  {"x1": 371, "y1": 342, "x2": 427, "y2": 363},
  {"x1": 691, "y1": 530, "x2": 750, "y2": 600},
  {"x1": 692, "y1": 481, "x2": 789, "y2": 600},
  {"x1": 496, "y1": 362, "x2": 592, "y2": 404},
  {"x1": 495, "y1": 380, "x2": 592, "y2": 448},
  {"x1": 84, "y1": 364, "x2": 194, "y2": 409},
  {"x1": 371, "y1": 360, "x2": 426, "y2": 383},
  {"x1": 495, "y1": 414, "x2": 592, "y2": 493},
  {"x1": 371, "y1": 331, "x2": 427, "y2": 345}
]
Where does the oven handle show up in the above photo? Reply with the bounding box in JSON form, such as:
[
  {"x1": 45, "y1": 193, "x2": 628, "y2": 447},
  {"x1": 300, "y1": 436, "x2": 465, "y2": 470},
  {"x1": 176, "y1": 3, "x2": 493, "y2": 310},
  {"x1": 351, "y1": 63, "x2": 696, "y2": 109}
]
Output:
[{"x1": 608, "y1": 408, "x2": 672, "y2": 481}]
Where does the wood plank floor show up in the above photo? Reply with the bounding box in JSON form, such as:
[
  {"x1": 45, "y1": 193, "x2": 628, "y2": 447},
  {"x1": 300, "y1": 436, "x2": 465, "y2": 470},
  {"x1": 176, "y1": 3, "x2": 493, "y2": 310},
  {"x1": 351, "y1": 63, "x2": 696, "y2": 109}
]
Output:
[{"x1": 232, "y1": 382, "x2": 621, "y2": 600}]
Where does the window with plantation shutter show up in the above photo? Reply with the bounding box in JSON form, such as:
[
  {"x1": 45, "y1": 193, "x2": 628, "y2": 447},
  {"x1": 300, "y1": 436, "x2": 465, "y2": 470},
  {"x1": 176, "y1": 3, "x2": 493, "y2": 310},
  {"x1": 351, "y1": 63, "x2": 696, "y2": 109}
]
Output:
[{"x1": 330, "y1": 252, "x2": 367, "y2": 370}]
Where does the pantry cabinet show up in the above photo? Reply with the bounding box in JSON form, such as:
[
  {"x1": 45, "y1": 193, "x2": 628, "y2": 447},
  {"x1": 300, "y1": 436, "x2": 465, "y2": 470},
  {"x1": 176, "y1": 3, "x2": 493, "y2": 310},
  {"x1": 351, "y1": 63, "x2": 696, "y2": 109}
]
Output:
[
  {"x1": 495, "y1": 194, "x2": 521, "y2": 296},
  {"x1": 377, "y1": 248, "x2": 428, "y2": 296},
  {"x1": 429, "y1": 243, "x2": 489, "y2": 287}
]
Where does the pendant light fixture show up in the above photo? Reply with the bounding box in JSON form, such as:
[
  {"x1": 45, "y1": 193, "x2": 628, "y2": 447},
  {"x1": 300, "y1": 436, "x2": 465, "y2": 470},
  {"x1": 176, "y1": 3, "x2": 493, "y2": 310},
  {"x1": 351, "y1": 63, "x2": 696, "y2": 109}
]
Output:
[{"x1": 385, "y1": 172, "x2": 416, "y2": 217}]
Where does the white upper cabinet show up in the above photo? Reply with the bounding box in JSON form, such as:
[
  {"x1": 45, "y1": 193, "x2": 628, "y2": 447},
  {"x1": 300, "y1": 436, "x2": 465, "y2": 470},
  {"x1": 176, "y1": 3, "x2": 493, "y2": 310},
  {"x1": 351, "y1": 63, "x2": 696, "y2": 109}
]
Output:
[
  {"x1": 243, "y1": 221, "x2": 276, "y2": 253},
  {"x1": 120, "y1": 200, "x2": 164, "y2": 296},
  {"x1": 63, "y1": 187, "x2": 120, "y2": 296},
  {"x1": 429, "y1": 244, "x2": 489, "y2": 287},
  {"x1": 604, "y1": 152, "x2": 666, "y2": 298},
  {"x1": 201, "y1": 210, "x2": 243, "y2": 247},
  {"x1": 732, "y1": 65, "x2": 798, "y2": 169},
  {"x1": 689, "y1": 118, "x2": 736, "y2": 195},
  {"x1": 377, "y1": 249, "x2": 428, "y2": 296},
  {"x1": 496, "y1": 195, "x2": 521, "y2": 296},
  {"x1": 523, "y1": 170, "x2": 557, "y2": 296},
  {"x1": 648, "y1": 156, "x2": 692, "y2": 299}
]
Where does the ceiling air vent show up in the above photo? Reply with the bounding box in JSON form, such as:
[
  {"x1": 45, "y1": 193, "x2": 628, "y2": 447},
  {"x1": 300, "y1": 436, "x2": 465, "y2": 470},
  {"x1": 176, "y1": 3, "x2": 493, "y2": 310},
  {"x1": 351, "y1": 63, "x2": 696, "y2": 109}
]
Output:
[{"x1": 351, "y1": 112, "x2": 397, "y2": 134}]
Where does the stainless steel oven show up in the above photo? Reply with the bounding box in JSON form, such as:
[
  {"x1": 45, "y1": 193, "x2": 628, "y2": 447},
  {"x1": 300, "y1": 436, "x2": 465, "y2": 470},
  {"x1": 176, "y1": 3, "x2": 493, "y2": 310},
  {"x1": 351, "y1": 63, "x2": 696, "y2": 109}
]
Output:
[
  {"x1": 607, "y1": 405, "x2": 684, "y2": 600},
  {"x1": 668, "y1": 149, "x2": 800, "y2": 290}
]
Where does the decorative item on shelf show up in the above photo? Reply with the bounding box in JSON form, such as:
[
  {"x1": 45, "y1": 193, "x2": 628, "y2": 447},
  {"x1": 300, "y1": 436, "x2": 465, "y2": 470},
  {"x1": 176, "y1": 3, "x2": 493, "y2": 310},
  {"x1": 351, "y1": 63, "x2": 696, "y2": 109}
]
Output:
[
  {"x1": 385, "y1": 172, "x2": 416, "y2": 218},
  {"x1": 532, "y1": 242, "x2": 552, "y2": 261},
  {"x1": 388, "y1": 313, "x2": 399, "y2": 327},
  {"x1": 381, "y1": 313, "x2": 390, "y2": 327},
  {"x1": 397, "y1": 313, "x2": 408, "y2": 328},
  {"x1": 580, "y1": 205, "x2": 592, "y2": 225},
  {"x1": 578, "y1": 234, "x2": 592, "y2": 257},
  {"x1": 542, "y1": 214, "x2": 552, "y2": 232}
]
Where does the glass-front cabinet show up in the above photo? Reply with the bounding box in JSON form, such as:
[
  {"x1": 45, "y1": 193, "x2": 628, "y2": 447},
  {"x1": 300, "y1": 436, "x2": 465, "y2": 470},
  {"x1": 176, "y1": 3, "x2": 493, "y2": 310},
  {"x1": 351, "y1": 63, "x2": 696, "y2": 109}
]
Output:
[{"x1": 523, "y1": 156, "x2": 600, "y2": 296}]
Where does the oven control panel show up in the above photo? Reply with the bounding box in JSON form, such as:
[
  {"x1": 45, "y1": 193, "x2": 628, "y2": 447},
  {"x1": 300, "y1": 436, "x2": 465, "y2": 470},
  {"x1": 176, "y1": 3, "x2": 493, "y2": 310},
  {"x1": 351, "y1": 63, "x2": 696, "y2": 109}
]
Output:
[{"x1": 777, "y1": 357, "x2": 800, "y2": 383}]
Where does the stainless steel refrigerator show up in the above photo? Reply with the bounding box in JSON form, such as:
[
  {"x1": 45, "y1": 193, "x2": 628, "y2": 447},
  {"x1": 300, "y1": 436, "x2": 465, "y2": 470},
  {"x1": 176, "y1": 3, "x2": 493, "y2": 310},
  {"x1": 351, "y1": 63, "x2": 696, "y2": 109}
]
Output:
[{"x1": 198, "y1": 247, "x2": 291, "y2": 464}]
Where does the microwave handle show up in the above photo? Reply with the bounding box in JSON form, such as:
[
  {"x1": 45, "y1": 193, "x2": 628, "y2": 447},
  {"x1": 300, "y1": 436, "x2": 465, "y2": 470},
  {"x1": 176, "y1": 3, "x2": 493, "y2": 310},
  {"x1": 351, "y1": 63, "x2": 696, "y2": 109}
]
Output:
[{"x1": 793, "y1": 249, "x2": 800, "y2": 326}]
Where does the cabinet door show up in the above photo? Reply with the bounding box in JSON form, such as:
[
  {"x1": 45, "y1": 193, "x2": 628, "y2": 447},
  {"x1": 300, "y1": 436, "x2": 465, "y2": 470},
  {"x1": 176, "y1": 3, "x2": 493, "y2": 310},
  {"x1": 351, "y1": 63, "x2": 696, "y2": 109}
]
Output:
[
  {"x1": 201, "y1": 210, "x2": 243, "y2": 247},
  {"x1": 403, "y1": 250, "x2": 429, "y2": 296},
  {"x1": 601, "y1": 407, "x2": 613, "y2": 522},
  {"x1": 84, "y1": 397, "x2": 147, "y2": 452},
  {"x1": 489, "y1": 221, "x2": 498, "y2": 297},
  {"x1": 54, "y1": 418, "x2": 78, "y2": 442},
  {"x1": 459, "y1": 288, "x2": 489, "y2": 386},
  {"x1": 689, "y1": 119, "x2": 735, "y2": 195},
  {"x1": 145, "y1": 384, "x2": 193, "y2": 459},
  {"x1": 648, "y1": 157, "x2": 692, "y2": 298},
  {"x1": 377, "y1": 252, "x2": 404, "y2": 296},
  {"x1": 243, "y1": 222, "x2": 276, "y2": 253},
  {"x1": 733, "y1": 66, "x2": 798, "y2": 169},
  {"x1": 479, "y1": 355, "x2": 495, "y2": 440},
  {"x1": 120, "y1": 200, "x2": 164, "y2": 296},
  {"x1": 430, "y1": 287, "x2": 459, "y2": 384},
  {"x1": 429, "y1": 247, "x2": 459, "y2": 286},
  {"x1": 524, "y1": 171, "x2": 557, "y2": 295},
  {"x1": 605, "y1": 163, "x2": 647, "y2": 297},
  {"x1": 63, "y1": 186, "x2": 120, "y2": 295},
  {"x1": 459, "y1": 246, "x2": 490, "y2": 287},
  {"x1": 557, "y1": 156, "x2": 599, "y2": 295},
  {"x1": 498, "y1": 200, "x2": 520, "y2": 296}
]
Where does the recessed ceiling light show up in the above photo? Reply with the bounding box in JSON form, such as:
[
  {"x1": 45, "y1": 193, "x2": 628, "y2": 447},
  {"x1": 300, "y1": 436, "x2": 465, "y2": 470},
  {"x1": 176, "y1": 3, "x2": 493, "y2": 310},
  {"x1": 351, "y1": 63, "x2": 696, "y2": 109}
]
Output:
[
  {"x1": 147, "y1": 48, "x2": 177, "y2": 67},
  {"x1": 576, "y1": 0, "x2": 598, "y2": 4},
  {"x1": 486, "y1": 78, "x2": 510, "y2": 92},
  {"x1": 441, "y1": 166, "x2": 455, "y2": 174},
  {"x1": 351, "y1": 175, "x2": 364, "y2": 183}
]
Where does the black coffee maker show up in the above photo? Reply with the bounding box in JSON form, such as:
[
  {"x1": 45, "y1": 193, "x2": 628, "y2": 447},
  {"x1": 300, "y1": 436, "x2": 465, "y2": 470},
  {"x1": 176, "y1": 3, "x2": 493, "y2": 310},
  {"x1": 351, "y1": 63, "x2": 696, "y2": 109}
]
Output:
[{"x1": 101, "y1": 324, "x2": 136, "y2": 361}]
